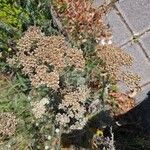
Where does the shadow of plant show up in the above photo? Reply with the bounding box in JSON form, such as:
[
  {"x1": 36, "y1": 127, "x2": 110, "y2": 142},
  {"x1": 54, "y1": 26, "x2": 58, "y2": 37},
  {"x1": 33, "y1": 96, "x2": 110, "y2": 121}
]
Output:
[
  {"x1": 115, "y1": 91, "x2": 150, "y2": 150},
  {"x1": 61, "y1": 91, "x2": 150, "y2": 149},
  {"x1": 61, "y1": 110, "x2": 113, "y2": 149}
]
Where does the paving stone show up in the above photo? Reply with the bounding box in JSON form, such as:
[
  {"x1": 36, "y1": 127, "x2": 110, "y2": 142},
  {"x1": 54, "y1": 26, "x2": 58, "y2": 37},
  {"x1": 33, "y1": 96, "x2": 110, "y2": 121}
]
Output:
[
  {"x1": 139, "y1": 32, "x2": 150, "y2": 58},
  {"x1": 135, "y1": 84, "x2": 150, "y2": 104},
  {"x1": 116, "y1": 0, "x2": 150, "y2": 34},
  {"x1": 105, "y1": 9, "x2": 132, "y2": 46},
  {"x1": 117, "y1": 42, "x2": 150, "y2": 94},
  {"x1": 117, "y1": 82, "x2": 150, "y2": 104}
]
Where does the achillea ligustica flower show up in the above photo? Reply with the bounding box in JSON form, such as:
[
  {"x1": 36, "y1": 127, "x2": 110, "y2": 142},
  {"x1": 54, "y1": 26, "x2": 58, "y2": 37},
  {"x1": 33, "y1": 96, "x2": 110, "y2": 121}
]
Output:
[
  {"x1": 96, "y1": 45, "x2": 140, "y2": 89},
  {"x1": 0, "y1": 113, "x2": 17, "y2": 141},
  {"x1": 52, "y1": 0, "x2": 111, "y2": 46},
  {"x1": 121, "y1": 71, "x2": 140, "y2": 90},
  {"x1": 96, "y1": 45, "x2": 132, "y2": 79},
  {"x1": 31, "y1": 97, "x2": 49, "y2": 119},
  {"x1": 65, "y1": 48, "x2": 85, "y2": 71},
  {"x1": 7, "y1": 26, "x2": 85, "y2": 89},
  {"x1": 96, "y1": 44, "x2": 140, "y2": 90},
  {"x1": 56, "y1": 86, "x2": 90, "y2": 131}
]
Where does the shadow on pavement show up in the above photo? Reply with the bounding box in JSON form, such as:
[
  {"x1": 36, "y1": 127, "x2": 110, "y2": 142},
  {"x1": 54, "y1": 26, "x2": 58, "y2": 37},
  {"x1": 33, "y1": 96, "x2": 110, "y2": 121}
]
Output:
[
  {"x1": 115, "y1": 90, "x2": 150, "y2": 150},
  {"x1": 61, "y1": 91, "x2": 150, "y2": 149}
]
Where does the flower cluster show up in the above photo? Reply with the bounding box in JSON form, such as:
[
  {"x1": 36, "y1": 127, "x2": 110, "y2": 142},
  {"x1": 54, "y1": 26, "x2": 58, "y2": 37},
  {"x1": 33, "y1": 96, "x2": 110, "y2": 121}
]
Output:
[
  {"x1": 95, "y1": 44, "x2": 141, "y2": 89},
  {"x1": 96, "y1": 45, "x2": 133, "y2": 80},
  {"x1": 0, "y1": 113, "x2": 17, "y2": 141},
  {"x1": 56, "y1": 86, "x2": 90, "y2": 131},
  {"x1": 52, "y1": 0, "x2": 111, "y2": 45},
  {"x1": 7, "y1": 26, "x2": 85, "y2": 89},
  {"x1": 121, "y1": 71, "x2": 140, "y2": 90},
  {"x1": 109, "y1": 92, "x2": 135, "y2": 116},
  {"x1": 31, "y1": 97, "x2": 49, "y2": 119}
]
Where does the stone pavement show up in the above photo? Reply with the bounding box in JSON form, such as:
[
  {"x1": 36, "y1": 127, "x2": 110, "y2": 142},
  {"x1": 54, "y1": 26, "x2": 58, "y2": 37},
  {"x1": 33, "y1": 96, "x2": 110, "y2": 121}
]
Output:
[{"x1": 94, "y1": 0, "x2": 150, "y2": 103}]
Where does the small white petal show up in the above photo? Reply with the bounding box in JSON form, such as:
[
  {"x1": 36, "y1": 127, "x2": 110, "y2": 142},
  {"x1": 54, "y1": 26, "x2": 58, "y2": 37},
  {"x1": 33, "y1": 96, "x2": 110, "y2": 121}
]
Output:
[
  {"x1": 45, "y1": 145, "x2": 49, "y2": 150},
  {"x1": 28, "y1": 96, "x2": 31, "y2": 100},
  {"x1": 133, "y1": 33, "x2": 139, "y2": 36},
  {"x1": 41, "y1": 97, "x2": 49, "y2": 105},
  {"x1": 47, "y1": 135, "x2": 51, "y2": 140},
  {"x1": 55, "y1": 128, "x2": 60, "y2": 133},
  {"x1": 100, "y1": 39, "x2": 106, "y2": 45},
  {"x1": 36, "y1": 123, "x2": 39, "y2": 126},
  {"x1": 7, "y1": 145, "x2": 11, "y2": 148},
  {"x1": 0, "y1": 52, "x2": 2, "y2": 58},
  {"x1": 108, "y1": 40, "x2": 112, "y2": 45}
]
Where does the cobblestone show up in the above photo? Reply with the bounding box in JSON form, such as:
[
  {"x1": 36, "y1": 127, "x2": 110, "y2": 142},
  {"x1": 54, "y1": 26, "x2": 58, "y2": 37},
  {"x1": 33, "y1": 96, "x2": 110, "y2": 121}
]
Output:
[
  {"x1": 135, "y1": 84, "x2": 150, "y2": 104},
  {"x1": 116, "y1": 0, "x2": 150, "y2": 34},
  {"x1": 95, "y1": 0, "x2": 150, "y2": 102},
  {"x1": 139, "y1": 32, "x2": 150, "y2": 59},
  {"x1": 105, "y1": 9, "x2": 132, "y2": 46}
]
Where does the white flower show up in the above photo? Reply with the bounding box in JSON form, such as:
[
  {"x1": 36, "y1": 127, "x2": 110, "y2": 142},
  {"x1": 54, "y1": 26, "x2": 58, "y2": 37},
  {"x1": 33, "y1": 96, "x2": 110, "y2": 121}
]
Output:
[
  {"x1": 45, "y1": 145, "x2": 49, "y2": 150},
  {"x1": 47, "y1": 135, "x2": 51, "y2": 140},
  {"x1": 36, "y1": 123, "x2": 39, "y2": 126},
  {"x1": 0, "y1": 52, "x2": 2, "y2": 58},
  {"x1": 7, "y1": 145, "x2": 11, "y2": 148},
  {"x1": 108, "y1": 40, "x2": 112, "y2": 45},
  {"x1": 40, "y1": 97, "x2": 49, "y2": 105},
  {"x1": 100, "y1": 39, "x2": 106, "y2": 45},
  {"x1": 55, "y1": 128, "x2": 60, "y2": 133},
  {"x1": 27, "y1": 96, "x2": 31, "y2": 100}
]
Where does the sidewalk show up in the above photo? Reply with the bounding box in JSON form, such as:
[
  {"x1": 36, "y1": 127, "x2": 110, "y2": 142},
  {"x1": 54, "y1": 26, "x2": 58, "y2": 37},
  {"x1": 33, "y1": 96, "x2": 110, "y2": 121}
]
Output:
[{"x1": 94, "y1": 0, "x2": 150, "y2": 103}]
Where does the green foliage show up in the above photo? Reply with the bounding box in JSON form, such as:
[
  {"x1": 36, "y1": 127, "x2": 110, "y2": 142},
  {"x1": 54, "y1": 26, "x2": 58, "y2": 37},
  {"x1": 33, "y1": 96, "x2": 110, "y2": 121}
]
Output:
[
  {"x1": 0, "y1": 76, "x2": 32, "y2": 148},
  {"x1": 0, "y1": 1, "x2": 27, "y2": 28},
  {"x1": 0, "y1": 0, "x2": 26, "y2": 51},
  {"x1": 0, "y1": 0, "x2": 59, "y2": 92},
  {"x1": 0, "y1": 76, "x2": 57, "y2": 149},
  {"x1": 0, "y1": 0, "x2": 58, "y2": 52},
  {"x1": 0, "y1": 1, "x2": 138, "y2": 149}
]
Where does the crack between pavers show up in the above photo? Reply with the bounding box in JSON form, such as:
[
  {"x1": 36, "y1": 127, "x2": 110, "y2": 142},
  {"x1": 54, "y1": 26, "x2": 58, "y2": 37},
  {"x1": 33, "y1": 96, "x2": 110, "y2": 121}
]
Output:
[
  {"x1": 121, "y1": 28, "x2": 150, "y2": 47},
  {"x1": 105, "y1": 0, "x2": 119, "y2": 7},
  {"x1": 125, "y1": 81, "x2": 150, "y2": 97},
  {"x1": 138, "y1": 41, "x2": 150, "y2": 61},
  {"x1": 120, "y1": 40, "x2": 150, "y2": 62},
  {"x1": 114, "y1": 5, "x2": 133, "y2": 34},
  {"x1": 135, "y1": 28, "x2": 150, "y2": 38},
  {"x1": 120, "y1": 39, "x2": 132, "y2": 47},
  {"x1": 140, "y1": 81, "x2": 150, "y2": 89},
  {"x1": 113, "y1": 5, "x2": 150, "y2": 61},
  {"x1": 114, "y1": 4, "x2": 150, "y2": 38}
]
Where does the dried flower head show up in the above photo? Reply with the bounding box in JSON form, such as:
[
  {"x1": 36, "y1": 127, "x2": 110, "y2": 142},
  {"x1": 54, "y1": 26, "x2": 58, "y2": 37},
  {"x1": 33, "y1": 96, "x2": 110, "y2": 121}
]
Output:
[
  {"x1": 56, "y1": 86, "x2": 90, "y2": 131},
  {"x1": 31, "y1": 97, "x2": 49, "y2": 119},
  {"x1": 96, "y1": 45, "x2": 133, "y2": 79},
  {"x1": 109, "y1": 92, "x2": 135, "y2": 116},
  {"x1": 65, "y1": 48, "x2": 85, "y2": 71},
  {"x1": 52, "y1": 0, "x2": 111, "y2": 45},
  {"x1": 7, "y1": 26, "x2": 85, "y2": 89},
  {"x1": 121, "y1": 71, "x2": 140, "y2": 90},
  {"x1": 95, "y1": 45, "x2": 141, "y2": 89},
  {"x1": 0, "y1": 113, "x2": 17, "y2": 141}
]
